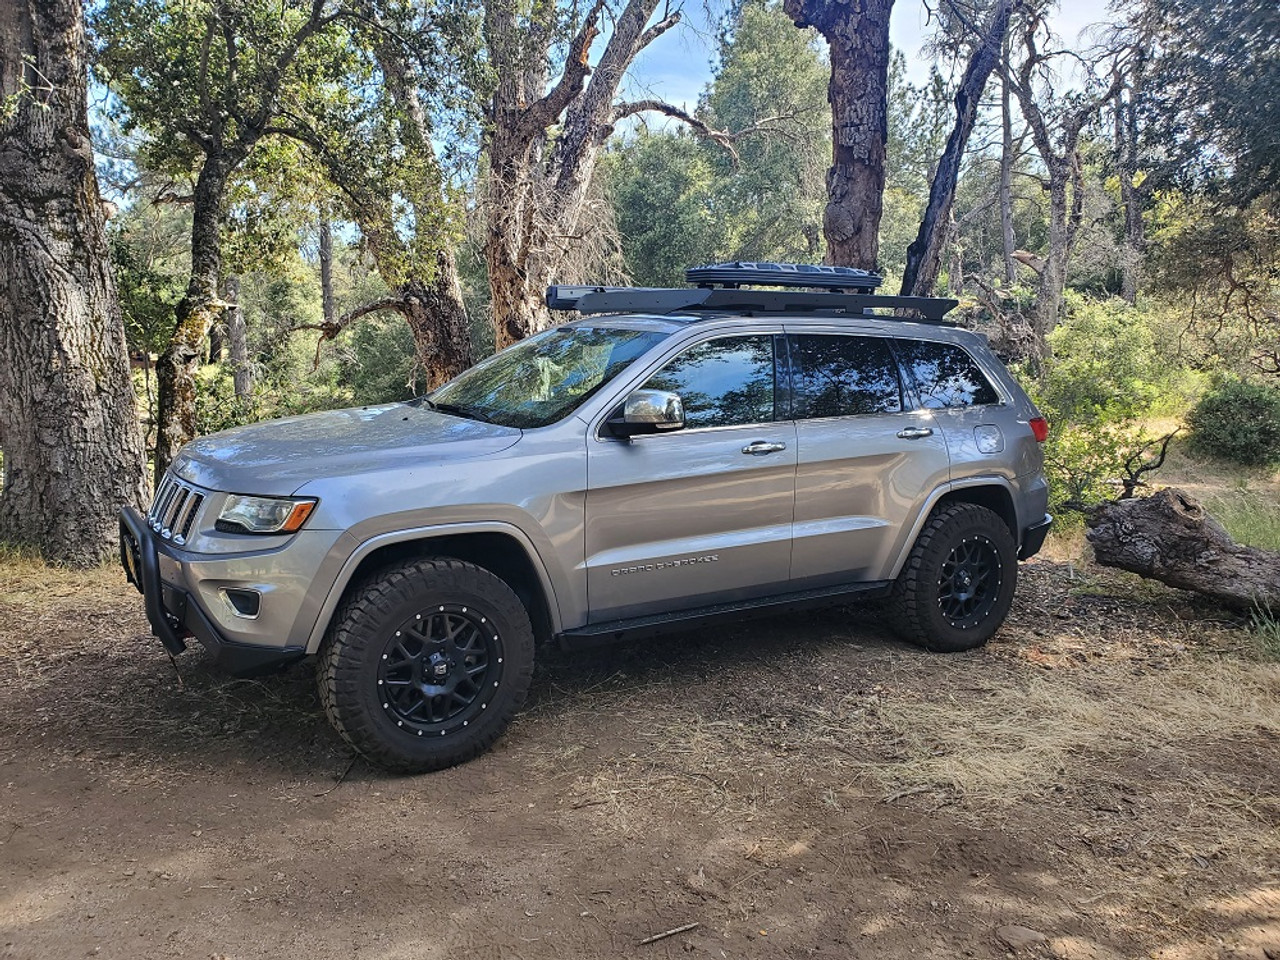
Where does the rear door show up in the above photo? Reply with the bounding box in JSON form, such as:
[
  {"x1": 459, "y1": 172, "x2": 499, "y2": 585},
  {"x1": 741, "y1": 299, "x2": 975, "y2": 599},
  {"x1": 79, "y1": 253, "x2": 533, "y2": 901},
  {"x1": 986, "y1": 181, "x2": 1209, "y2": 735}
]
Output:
[
  {"x1": 787, "y1": 331, "x2": 951, "y2": 586},
  {"x1": 584, "y1": 332, "x2": 796, "y2": 622},
  {"x1": 893, "y1": 338, "x2": 1025, "y2": 484}
]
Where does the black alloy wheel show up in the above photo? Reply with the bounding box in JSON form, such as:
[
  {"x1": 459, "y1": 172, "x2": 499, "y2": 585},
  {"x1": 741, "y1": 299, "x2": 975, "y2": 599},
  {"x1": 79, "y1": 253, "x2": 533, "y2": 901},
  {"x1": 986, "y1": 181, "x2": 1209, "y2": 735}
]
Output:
[
  {"x1": 886, "y1": 502, "x2": 1018, "y2": 652},
  {"x1": 318, "y1": 558, "x2": 535, "y2": 773}
]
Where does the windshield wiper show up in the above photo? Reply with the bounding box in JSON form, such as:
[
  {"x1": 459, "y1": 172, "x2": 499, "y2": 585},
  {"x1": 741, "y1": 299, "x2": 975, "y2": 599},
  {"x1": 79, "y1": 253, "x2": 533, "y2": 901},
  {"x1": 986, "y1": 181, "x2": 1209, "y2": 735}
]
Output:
[{"x1": 423, "y1": 398, "x2": 495, "y2": 424}]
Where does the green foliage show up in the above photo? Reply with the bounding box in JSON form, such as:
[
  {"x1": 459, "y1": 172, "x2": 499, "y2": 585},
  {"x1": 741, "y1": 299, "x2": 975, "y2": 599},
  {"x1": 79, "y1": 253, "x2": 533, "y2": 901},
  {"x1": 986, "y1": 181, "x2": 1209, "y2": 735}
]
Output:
[
  {"x1": 1026, "y1": 296, "x2": 1197, "y2": 516},
  {"x1": 1187, "y1": 380, "x2": 1280, "y2": 467},
  {"x1": 1038, "y1": 295, "x2": 1169, "y2": 423},
  {"x1": 92, "y1": 0, "x2": 354, "y2": 174},
  {"x1": 606, "y1": 132, "x2": 719, "y2": 287},
  {"x1": 1139, "y1": 0, "x2": 1280, "y2": 201},
  {"x1": 111, "y1": 236, "x2": 183, "y2": 356},
  {"x1": 341, "y1": 316, "x2": 419, "y2": 405},
  {"x1": 1147, "y1": 191, "x2": 1280, "y2": 379}
]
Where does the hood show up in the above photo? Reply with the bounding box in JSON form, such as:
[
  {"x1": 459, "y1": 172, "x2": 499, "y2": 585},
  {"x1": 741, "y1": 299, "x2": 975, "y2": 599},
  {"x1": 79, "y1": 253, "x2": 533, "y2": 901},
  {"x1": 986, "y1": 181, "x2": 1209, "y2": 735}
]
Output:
[{"x1": 172, "y1": 403, "x2": 521, "y2": 496}]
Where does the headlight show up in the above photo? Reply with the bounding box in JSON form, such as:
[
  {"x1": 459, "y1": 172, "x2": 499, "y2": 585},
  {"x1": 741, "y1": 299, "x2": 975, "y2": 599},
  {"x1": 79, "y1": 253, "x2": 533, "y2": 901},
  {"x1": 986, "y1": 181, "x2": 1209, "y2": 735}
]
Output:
[{"x1": 215, "y1": 495, "x2": 317, "y2": 534}]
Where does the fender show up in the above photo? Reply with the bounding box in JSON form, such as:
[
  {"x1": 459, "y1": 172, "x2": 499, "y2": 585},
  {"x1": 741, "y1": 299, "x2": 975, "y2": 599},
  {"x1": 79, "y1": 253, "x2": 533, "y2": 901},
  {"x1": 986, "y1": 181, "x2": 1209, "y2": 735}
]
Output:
[
  {"x1": 886, "y1": 475, "x2": 1020, "y2": 580},
  {"x1": 301, "y1": 520, "x2": 565, "y2": 653}
]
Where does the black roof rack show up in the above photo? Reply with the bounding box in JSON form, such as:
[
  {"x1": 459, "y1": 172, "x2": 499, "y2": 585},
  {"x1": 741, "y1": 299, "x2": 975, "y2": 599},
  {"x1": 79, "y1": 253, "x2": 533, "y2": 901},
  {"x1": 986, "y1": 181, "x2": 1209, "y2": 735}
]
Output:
[
  {"x1": 688, "y1": 260, "x2": 882, "y2": 293},
  {"x1": 545, "y1": 261, "x2": 958, "y2": 323}
]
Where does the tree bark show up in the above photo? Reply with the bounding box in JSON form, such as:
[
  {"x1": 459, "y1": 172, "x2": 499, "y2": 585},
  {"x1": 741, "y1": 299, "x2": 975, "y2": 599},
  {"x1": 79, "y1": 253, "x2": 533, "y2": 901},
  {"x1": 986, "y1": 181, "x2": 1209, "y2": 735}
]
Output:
[
  {"x1": 0, "y1": 0, "x2": 147, "y2": 564},
  {"x1": 901, "y1": 0, "x2": 1016, "y2": 297},
  {"x1": 400, "y1": 251, "x2": 472, "y2": 388},
  {"x1": 319, "y1": 214, "x2": 336, "y2": 328},
  {"x1": 1086, "y1": 489, "x2": 1280, "y2": 610},
  {"x1": 784, "y1": 0, "x2": 894, "y2": 272},
  {"x1": 483, "y1": 0, "x2": 696, "y2": 349},
  {"x1": 223, "y1": 274, "x2": 252, "y2": 399},
  {"x1": 999, "y1": 61, "x2": 1019, "y2": 287}
]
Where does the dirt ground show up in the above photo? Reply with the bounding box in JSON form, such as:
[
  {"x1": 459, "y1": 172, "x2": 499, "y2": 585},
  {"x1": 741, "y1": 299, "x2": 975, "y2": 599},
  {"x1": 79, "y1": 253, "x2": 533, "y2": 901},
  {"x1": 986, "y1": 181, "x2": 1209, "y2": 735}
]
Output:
[{"x1": 2, "y1": 554, "x2": 1278, "y2": 960}]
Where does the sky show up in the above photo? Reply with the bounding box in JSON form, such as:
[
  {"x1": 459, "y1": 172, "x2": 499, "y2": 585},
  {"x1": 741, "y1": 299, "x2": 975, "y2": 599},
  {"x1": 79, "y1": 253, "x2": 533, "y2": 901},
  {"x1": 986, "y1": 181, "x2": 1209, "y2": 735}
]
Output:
[{"x1": 624, "y1": 0, "x2": 1116, "y2": 108}]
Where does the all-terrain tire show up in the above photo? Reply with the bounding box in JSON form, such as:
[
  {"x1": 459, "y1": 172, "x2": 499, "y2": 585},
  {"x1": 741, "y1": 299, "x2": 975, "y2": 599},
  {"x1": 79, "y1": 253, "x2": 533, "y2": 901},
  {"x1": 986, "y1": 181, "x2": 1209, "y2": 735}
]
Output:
[
  {"x1": 885, "y1": 503, "x2": 1018, "y2": 652},
  {"x1": 317, "y1": 558, "x2": 535, "y2": 773}
]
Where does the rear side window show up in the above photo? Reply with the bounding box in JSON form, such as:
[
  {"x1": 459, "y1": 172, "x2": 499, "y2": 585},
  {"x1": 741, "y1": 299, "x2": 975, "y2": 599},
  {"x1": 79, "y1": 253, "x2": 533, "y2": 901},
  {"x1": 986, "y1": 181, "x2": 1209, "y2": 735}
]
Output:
[
  {"x1": 790, "y1": 334, "x2": 902, "y2": 419},
  {"x1": 896, "y1": 340, "x2": 1000, "y2": 409}
]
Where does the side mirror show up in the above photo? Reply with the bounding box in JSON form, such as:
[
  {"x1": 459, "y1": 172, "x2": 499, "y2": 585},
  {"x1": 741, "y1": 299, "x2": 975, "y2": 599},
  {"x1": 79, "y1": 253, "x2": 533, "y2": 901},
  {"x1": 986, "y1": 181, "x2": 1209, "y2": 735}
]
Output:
[{"x1": 610, "y1": 389, "x2": 685, "y2": 437}]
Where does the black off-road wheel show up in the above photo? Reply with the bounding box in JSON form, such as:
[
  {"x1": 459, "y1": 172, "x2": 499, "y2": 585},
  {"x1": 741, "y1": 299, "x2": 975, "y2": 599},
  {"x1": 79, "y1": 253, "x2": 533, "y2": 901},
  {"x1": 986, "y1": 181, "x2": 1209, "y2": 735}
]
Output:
[
  {"x1": 886, "y1": 503, "x2": 1018, "y2": 652},
  {"x1": 317, "y1": 558, "x2": 535, "y2": 773}
]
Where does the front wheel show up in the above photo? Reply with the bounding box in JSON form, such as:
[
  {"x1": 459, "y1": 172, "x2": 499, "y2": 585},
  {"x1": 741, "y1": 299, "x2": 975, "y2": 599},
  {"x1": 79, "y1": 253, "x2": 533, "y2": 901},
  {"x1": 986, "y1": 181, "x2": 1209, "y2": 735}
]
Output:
[
  {"x1": 885, "y1": 503, "x2": 1018, "y2": 652},
  {"x1": 317, "y1": 558, "x2": 535, "y2": 773}
]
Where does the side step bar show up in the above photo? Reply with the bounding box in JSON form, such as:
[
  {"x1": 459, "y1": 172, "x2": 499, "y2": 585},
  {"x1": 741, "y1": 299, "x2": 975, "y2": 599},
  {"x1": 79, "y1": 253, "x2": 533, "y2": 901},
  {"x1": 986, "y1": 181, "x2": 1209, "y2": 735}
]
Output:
[{"x1": 556, "y1": 580, "x2": 892, "y2": 651}]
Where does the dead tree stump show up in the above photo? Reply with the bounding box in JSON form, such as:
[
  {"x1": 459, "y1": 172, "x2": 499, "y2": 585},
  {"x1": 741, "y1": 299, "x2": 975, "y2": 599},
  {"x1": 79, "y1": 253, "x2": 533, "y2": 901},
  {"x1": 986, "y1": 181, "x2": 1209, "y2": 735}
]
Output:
[{"x1": 1085, "y1": 488, "x2": 1280, "y2": 609}]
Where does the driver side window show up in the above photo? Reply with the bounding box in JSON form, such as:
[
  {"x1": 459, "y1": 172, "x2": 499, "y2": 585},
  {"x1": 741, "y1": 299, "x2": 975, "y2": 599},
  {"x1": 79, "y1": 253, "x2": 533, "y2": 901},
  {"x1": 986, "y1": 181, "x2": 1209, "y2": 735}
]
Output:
[{"x1": 642, "y1": 335, "x2": 777, "y2": 429}]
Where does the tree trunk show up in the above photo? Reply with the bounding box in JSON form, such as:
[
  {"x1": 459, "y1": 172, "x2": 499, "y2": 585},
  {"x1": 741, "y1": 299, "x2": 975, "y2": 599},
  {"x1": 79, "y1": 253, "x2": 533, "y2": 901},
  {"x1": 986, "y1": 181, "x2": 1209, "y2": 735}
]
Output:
[
  {"x1": 223, "y1": 274, "x2": 252, "y2": 399},
  {"x1": 1031, "y1": 165, "x2": 1070, "y2": 340},
  {"x1": 484, "y1": 0, "x2": 665, "y2": 349},
  {"x1": 784, "y1": 0, "x2": 895, "y2": 272},
  {"x1": 901, "y1": 0, "x2": 1015, "y2": 297},
  {"x1": 1000, "y1": 60, "x2": 1018, "y2": 286},
  {"x1": 0, "y1": 0, "x2": 147, "y2": 564},
  {"x1": 154, "y1": 153, "x2": 232, "y2": 483},
  {"x1": 1086, "y1": 489, "x2": 1280, "y2": 610},
  {"x1": 319, "y1": 214, "x2": 336, "y2": 328},
  {"x1": 401, "y1": 250, "x2": 473, "y2": 388},
  {"x1": 1114, "y1": 78, "x2": 1143, "y2": 305}
]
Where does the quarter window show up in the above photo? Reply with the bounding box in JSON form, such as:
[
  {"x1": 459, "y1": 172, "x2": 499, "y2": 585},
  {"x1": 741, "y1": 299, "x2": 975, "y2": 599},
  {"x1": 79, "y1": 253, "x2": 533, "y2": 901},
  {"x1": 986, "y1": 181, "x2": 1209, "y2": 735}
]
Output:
[
  {"x1": 642, "y1": 335, "x2": 777, "y2": 429},
  {"x1": 791, "y1": 335, "x2": 902, "y2": 419},
  {"x1": 896, "y1": 340, "x2": 1000, "y2": 409}
]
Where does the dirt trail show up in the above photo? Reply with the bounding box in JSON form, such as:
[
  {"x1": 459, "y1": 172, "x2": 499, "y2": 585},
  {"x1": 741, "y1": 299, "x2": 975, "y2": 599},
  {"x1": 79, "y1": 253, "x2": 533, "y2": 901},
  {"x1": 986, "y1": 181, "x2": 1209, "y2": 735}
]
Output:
[{"x1": 2, "y1": 559, "x2": 1278, "y2": 960}]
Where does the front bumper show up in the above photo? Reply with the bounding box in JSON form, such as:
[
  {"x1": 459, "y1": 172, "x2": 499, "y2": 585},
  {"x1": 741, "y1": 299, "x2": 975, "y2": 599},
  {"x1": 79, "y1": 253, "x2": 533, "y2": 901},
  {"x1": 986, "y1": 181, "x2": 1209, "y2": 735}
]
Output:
[
  {"x1": 1018, "y1": 513, "x2": 1053, "y2": 560},
  {"x1": 119, "y1": 506, "x2": 306, "y2": 676}
]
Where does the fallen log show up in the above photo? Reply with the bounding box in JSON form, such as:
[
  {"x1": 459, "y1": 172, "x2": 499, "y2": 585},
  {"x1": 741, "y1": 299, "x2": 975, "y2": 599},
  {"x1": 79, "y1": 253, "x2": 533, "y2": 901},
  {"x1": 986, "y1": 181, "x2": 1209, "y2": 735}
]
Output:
[{"x1": 1085, "y1": 488, "x2": 1280, "y2": 610}]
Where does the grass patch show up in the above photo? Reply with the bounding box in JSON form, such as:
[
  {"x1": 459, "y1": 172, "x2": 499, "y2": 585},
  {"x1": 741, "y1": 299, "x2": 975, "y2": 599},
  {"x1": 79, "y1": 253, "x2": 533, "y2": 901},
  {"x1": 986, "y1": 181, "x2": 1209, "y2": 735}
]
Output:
[
  {"x1": 1250, "y1": 602, "x2": 1280, "y2": 661},
  {"x1": 842, "y1": 660, "x2": 1280, "y2": 815},
  {"x1": 1204, "y1": 488, "x2": 1280, "y2": 551}
]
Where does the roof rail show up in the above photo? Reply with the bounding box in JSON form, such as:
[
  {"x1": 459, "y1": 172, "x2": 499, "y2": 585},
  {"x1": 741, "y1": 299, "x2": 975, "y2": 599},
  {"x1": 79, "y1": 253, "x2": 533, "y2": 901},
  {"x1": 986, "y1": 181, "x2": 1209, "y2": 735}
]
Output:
[{"x1": 545, "y1": 261, "x2": 958, "y2": 323}]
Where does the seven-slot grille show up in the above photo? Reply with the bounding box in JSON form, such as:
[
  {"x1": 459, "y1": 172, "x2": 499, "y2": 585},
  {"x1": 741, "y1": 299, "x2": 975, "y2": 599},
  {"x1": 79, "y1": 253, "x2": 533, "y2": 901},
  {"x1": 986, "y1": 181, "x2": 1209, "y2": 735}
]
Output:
[{"x1": 148, "y1": 474, "x2": 206, "y2": 544}]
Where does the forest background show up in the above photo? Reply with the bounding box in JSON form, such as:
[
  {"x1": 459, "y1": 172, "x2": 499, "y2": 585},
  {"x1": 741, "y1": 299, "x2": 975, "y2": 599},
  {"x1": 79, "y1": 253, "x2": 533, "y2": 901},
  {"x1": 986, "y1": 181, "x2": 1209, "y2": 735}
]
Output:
[{"x1": 0, "y1": 0, "x2": 1277, "y2": 570}]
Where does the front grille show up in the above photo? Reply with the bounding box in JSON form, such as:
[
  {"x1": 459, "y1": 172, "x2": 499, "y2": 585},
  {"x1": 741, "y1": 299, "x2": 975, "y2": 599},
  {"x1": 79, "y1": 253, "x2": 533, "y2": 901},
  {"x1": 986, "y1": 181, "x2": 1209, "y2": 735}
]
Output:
[{"x1": 148, "y1": 473, "x2": 206, "y2": 545}]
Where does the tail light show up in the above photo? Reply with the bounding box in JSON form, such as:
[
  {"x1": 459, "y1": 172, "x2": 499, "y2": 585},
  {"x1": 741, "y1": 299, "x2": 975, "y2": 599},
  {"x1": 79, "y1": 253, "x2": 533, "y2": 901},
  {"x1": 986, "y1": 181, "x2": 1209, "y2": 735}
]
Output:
[{"x1": 1029, "y1": 417, "x2": 1049, "y2": 443}]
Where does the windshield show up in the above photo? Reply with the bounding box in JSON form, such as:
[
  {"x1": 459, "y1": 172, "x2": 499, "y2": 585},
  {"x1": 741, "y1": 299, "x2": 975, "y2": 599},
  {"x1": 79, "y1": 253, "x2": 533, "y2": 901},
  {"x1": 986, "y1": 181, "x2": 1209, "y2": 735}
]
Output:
[{"x1": 426, "y1": 325, "x2": 666, "y2": 429}]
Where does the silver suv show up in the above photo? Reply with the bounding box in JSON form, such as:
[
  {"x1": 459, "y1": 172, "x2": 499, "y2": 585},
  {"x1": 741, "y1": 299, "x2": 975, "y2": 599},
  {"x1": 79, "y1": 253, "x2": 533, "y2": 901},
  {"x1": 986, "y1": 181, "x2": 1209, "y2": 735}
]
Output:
[{"x1": 120, "y1": 262, "x2": 1050, "y2": 773}]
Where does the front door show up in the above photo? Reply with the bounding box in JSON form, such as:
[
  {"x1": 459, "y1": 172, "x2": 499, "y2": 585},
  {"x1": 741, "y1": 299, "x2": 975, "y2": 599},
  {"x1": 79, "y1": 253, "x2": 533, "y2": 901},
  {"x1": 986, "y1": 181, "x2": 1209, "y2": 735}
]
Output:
[{"x1": 584, "y1": 333, "x2": 796, "y2": 622}]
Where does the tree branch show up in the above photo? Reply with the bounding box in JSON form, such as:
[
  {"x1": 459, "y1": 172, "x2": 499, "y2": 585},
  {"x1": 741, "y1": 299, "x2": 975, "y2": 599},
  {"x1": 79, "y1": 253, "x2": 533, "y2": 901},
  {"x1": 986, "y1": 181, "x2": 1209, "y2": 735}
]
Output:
[
  {"x1": 523, "y1": 0, "x2": 605, "y2": 133},
  {"x1": 607, "y1": 101, "x2": 794, "y2": 164},
  {"x1": 290, "y1": 296, "x2": 409, "y2": 369},
  {"x1": 636, "y1": 10, "x2": 681, "y2": 54}
]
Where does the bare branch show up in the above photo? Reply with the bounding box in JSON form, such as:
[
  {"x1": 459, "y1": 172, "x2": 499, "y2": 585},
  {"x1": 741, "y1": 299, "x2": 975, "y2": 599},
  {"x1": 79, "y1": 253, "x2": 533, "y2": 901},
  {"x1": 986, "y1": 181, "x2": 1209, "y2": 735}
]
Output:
[
  {"x1": 607, "y1": 101, "x2": 796, "y2": 164},
  {"x1": 636, "y1": 10, "x2": 681, "y2": 54},
  {"x1": 289, "y1": 296, "x2": 409, "y2": 369},
  {"x1": 524, "y1": 0, "x2": 606, "y2": 132}
]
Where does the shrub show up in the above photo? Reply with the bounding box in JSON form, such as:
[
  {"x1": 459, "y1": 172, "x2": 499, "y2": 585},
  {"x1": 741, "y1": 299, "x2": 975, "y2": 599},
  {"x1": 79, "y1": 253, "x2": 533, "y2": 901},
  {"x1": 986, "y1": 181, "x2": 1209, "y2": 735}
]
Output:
[{"x1": 1186, "y1": 380, "x2": 1280, "y2": 466}]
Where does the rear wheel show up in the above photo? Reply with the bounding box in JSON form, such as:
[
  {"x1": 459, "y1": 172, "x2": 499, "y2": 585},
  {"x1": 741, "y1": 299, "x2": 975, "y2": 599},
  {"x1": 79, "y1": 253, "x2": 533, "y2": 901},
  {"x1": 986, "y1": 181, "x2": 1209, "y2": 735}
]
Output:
[
  {"x1": 317, "y1": 558, "x2": 535, "y2": 773},
  {"x1": 886, "y1": 503, "x2": 1017, "y2": 652}
]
